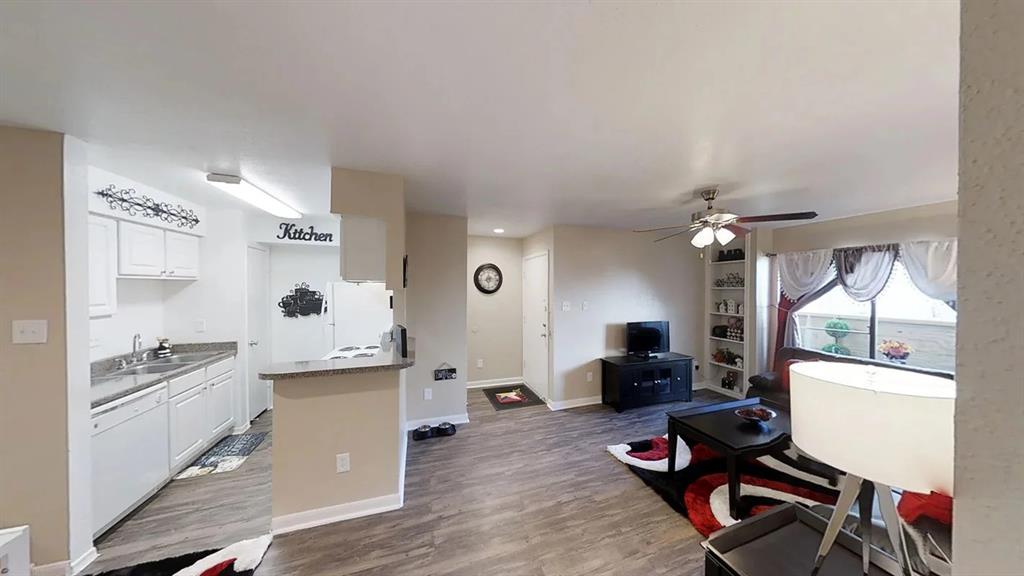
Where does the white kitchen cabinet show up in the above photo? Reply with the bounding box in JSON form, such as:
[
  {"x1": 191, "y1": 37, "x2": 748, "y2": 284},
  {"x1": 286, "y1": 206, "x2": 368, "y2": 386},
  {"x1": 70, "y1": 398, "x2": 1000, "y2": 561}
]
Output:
[
  {"x1": 117, "y1": 220, "x2": 200, "y2": 279},
  {"x1": 169, "y1": 383, "x2": 208, "y2": 471},
  {"x1": 88, "y1": 215, "x2": 118, "y2": 317},
  {"x1": 207, "y1": 371, "x2": 235, "y2": 438},
  {"x1": 164, "y1": 230, "x2": 200, "y2": 278},
  {"x1": 118, "y1": 221, "x2": 166, "y2": 276},
  {"x1": 341, "y1": 214, "x2": 387, "y2": 283}
]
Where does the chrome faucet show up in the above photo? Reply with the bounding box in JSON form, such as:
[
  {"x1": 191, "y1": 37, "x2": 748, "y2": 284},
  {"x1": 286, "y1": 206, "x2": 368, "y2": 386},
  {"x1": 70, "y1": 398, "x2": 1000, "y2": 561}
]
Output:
[{"x1": 131, "y1": 333, "x2": 144, "y2": 364}]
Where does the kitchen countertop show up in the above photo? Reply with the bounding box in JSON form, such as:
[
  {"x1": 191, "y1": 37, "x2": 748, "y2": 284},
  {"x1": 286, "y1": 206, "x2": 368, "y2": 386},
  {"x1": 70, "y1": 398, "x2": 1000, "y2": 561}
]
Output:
[
  {"x1": 91, "y1": 342, "x2": 237, "y2": 409},
  {"x1": 259, "y1": 346, "x2": 414, "y2": 381}
]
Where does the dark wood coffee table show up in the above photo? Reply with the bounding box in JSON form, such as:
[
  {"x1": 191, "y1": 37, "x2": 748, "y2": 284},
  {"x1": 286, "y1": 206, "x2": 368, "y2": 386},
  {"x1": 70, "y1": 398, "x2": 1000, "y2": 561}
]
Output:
[{"x1": 667, "y1": 397, "x2": 792, "y2": 520}]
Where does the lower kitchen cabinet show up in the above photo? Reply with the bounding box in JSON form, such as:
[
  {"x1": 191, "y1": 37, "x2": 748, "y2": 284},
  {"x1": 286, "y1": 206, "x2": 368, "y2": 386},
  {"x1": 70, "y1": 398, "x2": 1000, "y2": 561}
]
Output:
[
  {"x1": 169, "y1": 384, "x2": 208, "y2": 470},
  {"x1": 207, "y1": 371, "x2": 235, "y2": 438}
]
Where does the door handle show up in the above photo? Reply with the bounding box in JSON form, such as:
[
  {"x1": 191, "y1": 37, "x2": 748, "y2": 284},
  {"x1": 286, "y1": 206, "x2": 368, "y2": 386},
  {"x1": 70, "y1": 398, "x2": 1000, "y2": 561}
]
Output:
[{"x1": 248, "y1": 340, "x2": 259, "y2": 347}]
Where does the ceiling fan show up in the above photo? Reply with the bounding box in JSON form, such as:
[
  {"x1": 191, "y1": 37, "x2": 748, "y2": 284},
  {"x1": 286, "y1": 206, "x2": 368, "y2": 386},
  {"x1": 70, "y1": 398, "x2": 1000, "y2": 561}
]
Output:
[{"x1": 635, "y1": 186, "x2": 818, "y2": 247}]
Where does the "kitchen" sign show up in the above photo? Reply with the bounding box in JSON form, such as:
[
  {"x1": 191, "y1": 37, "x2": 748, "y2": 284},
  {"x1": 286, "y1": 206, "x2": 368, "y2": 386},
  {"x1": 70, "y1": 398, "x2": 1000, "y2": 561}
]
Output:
[{"x1": 277, "y1": 223, "x2": 334, "y2": 243}]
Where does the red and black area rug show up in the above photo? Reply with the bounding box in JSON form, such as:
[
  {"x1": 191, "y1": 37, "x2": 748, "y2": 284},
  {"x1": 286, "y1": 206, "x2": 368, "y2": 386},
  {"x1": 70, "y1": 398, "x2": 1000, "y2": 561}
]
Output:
[
  {"x1": 92, "y1": 535, "x2": 271, "y2": 576},
  {"x1": 610, "y1": 438, "x2": 838, "y2": 537}
]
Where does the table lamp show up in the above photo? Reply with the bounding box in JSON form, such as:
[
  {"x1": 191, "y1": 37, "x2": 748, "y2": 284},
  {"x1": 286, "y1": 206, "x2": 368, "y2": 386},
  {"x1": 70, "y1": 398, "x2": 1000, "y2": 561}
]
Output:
[{"x1": 789, "y1": 362, "x2": 955, "y2": 576}]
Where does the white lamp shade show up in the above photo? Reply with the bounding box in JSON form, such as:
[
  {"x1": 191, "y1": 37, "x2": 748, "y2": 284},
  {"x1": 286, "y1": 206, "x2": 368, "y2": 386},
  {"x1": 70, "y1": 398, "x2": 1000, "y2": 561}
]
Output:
[
  {"x1": 691, "y1": 226, "x2": 715, "y2": 248},
  {"x1": 790, "y1": 362, "x2": 955, "y2": 494},
  {"x1": 714, "y1": 226, "x2": 736, "y2": 245}
]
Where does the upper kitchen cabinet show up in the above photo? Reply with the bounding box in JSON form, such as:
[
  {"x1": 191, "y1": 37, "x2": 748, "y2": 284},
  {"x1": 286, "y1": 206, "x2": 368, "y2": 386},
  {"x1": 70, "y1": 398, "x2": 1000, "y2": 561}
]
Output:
[
  {"x1": 118, "y1": 221, "x2": 200, "y2": 279},
  {"x1": 164, "y1": 230, "x2": 200, "y2": 278},
  {"x1": 88, "y1": 215, "x2": 118, "y2": 317}
]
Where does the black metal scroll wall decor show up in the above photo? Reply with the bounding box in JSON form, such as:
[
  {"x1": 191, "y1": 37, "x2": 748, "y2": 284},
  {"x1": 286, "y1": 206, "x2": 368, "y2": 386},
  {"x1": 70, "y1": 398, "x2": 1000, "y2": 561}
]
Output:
[
  {"x1": 278, "y1": 283, "x2": 326, "y2": 318},
  {"x1": 94, "y1": 185, "x2": 201, "y2": 229}
]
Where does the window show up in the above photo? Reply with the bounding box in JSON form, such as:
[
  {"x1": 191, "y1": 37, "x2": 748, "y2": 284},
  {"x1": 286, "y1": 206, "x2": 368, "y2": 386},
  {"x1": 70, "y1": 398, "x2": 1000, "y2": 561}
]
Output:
[{"x1": 794, "y1": 260, "x2": 956, "y2": 372}]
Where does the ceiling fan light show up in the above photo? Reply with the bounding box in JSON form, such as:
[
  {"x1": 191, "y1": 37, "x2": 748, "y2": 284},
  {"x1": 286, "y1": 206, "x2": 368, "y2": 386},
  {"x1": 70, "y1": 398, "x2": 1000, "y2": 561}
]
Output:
[
  {"x1": 715, "y1": 226, "x2": 736, "y2": 245},
  {"x1": 691, "y1": 226, "x2": 715, "y2": 248}
]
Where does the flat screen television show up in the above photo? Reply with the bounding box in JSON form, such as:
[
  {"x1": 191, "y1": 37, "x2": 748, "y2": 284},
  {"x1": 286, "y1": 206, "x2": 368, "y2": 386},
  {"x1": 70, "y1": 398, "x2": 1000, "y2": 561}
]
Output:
[{"x1": 626, "y1": 321, "x2": 670, "y2": 358}]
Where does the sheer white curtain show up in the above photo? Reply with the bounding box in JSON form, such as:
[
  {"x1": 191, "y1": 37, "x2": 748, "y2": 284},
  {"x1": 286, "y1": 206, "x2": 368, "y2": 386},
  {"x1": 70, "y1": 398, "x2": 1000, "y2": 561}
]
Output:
[
  {"x1": 778, "y1": 249, "x2": 837, "y2": 349},
  {"x1": 779, "y1": 249, "x2": 835, "y2": 300},
  {"x1": 900, "y1": 240, "x2": 957, "y2": 303}
]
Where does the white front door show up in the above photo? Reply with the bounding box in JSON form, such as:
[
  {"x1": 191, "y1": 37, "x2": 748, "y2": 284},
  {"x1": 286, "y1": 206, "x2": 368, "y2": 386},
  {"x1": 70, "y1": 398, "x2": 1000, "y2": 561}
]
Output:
[
  {"x1": 523, "y1": 252, "x2": 550, "y2": 400},
  {"x1": 246, "y1": 245, "x2": 270, "y2": 420}
]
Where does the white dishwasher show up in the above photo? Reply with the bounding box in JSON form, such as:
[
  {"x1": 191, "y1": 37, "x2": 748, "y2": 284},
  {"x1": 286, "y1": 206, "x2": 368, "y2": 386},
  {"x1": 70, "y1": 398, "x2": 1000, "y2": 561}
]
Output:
[{"x1": 91, "y1": 383, "x2": 170, "y2": 536}]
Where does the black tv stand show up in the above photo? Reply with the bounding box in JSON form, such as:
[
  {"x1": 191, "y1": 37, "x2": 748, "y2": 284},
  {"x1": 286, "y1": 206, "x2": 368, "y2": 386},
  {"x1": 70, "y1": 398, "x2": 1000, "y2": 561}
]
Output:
[{"x1": 600, "y1": 352, "x2": 694, "y2": 412}]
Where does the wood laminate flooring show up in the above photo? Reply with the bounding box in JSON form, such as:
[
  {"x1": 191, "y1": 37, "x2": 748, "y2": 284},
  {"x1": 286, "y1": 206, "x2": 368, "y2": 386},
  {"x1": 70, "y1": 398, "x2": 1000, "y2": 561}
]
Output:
[
  {"x1": 88, "y1": 412, "x2": 273, "y2": 574},
  {"x1": 258, "y1": 388, "x2": 729, "y2": 576}
]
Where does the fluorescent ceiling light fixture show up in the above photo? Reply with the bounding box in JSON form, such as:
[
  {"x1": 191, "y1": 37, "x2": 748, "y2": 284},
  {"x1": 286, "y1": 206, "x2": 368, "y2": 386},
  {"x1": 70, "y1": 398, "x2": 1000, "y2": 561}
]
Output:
[
  {"x1": 690, "y1": 225, "x2": 715, "y2": 248},
  {"x1": 493, "y1": 228, "x2": 505, "y2": 234},
  {"x1": 714, "y1": 226, "x2": 736, "y2": 246},
  {"x1": 206, "y1": 173, "x2": 302, "y2": 219}
]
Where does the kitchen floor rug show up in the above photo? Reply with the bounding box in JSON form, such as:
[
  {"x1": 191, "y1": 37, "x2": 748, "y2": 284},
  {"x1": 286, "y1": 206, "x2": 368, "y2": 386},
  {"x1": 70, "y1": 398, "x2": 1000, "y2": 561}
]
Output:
[
  {"x1": 174, "y1": 432, "x2": 267, "y2": 480},
  {"x1": 481, "y1": 384, "x2": 546, "y2": 411}
]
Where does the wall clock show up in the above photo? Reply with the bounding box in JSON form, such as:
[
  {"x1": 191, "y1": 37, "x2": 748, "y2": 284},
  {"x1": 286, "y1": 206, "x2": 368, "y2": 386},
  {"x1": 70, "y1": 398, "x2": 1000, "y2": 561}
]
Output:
[{"x1": 474, "y1": 263, "x2": 503, "y2": 294}]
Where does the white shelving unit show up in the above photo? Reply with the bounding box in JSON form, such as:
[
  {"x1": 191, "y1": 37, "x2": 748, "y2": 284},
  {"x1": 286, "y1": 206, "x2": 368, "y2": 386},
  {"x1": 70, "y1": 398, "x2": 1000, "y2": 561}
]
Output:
[{"x1": 704, "y1": 242, "x2": 751, "y2": 400}]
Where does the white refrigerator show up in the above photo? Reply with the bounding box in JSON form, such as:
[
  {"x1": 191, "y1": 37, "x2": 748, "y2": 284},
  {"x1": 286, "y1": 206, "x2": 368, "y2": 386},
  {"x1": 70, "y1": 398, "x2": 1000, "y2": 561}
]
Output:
[{"x1": 323, "y1": 281, "x2": 394, "y2": 355}]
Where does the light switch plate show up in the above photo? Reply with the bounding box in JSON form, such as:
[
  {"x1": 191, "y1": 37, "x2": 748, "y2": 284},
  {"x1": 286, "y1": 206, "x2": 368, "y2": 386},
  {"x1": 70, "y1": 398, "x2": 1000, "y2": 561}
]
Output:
[
  {"x1": 424, "y1": 388, "x2": 432, "y2": 400},
  {"x1": 476, "y1": 359, "x2": 484, "y2": 369},
  {"x1": 336, "y1": 453, "x2": 351, "y2": 473},
  {"x1": 561, "y1": 301, "x2": 571, "y2": 312},
  {"x1": 586, "y1": 371, "x2": 593, "y2": 383},
  {"x1": 11, "y1": 320, "x2": 47, "y2": 344},
  {"x1": 194, "y1": 319, "x2": 207, "y2": 333}
]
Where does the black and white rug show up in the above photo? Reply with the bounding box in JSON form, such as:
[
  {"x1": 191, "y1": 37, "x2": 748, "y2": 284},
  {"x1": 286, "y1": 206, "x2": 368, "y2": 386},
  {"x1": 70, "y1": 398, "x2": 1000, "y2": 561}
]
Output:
[
  {"x1": 174, "y1": 432, "x2": 267, "y2": 480},
  {"x1": 481, "y1": 384, "x2": 546, "y2": 411}
]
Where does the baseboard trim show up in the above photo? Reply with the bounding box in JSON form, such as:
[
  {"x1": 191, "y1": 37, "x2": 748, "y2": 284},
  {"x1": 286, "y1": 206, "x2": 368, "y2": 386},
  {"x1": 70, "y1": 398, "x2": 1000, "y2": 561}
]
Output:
[
  {"x1": 232, "y1": 421, "x2": 251, "y2": 435},
  {"x1": 466, "y1": 377, "x2": 523, "y2": 389},
  {"x1": 405, "y1": 413, "x2": 470, "y2": 431},
  {"x1": 546, "y1": 395, "x2": 602, "y2": 411},
  {"x1": 70, "y1": 547, "x2": 98, "y2": 575},
  {"x1": 692, "y1": 380, "x2": 708, "y2": 391},
  {"x1": 32, "y1": 560, "x2": 69, "y2": 576},
  {"x1": 271, "y1": 493, "x2": 402, "y2": 536}
]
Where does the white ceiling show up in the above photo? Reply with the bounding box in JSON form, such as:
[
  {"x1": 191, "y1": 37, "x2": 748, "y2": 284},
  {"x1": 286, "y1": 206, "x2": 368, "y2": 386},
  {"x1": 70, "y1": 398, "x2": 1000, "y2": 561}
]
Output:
[{"x1": 0, "y1": 1, "x2": 958, "y2": 236}]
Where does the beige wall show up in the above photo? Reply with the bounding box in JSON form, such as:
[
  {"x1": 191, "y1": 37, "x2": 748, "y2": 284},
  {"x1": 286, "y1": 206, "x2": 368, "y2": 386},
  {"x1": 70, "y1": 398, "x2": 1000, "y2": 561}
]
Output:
[
  {"x1": 405, "y1": 213, "x2": 468, "y2": 422},
  {"x1": 772, "y1": 200, "x2": 957, "y2": 253},
  {"x1": 330, "y1": 167, "x2": 406, "y2": 297},
  {"x1": 550, "y1": 225, "x2": 704, "y2": 402},
  {"x1": 271, "y1": 372, "x2": 401, "y2": 518},
  {"x1": 955, "y1": 1, "x2": 1024, "y2": 572},
  {"x1": 467, "y1": 236, "x2": 523, "y2": 383},
  {"x1": 0, "y1": 127, "x2": 70, "y2": 565}
]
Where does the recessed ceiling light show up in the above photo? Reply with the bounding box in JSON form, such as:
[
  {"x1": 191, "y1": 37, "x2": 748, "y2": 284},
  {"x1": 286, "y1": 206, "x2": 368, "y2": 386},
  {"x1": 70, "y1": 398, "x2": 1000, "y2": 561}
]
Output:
[
  {"x1": 206, "y1": 173, "x2": 302, "y2": 219},
  {"x1": 493, "y1": 228, "x2": 505, "y2": 234}
]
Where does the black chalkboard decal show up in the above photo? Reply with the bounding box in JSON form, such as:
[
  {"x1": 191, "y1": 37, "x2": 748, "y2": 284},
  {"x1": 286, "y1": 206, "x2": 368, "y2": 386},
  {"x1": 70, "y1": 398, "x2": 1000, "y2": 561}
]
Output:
[{"x1": 278, "y1": 282, "x2": 326, "y2": 318}]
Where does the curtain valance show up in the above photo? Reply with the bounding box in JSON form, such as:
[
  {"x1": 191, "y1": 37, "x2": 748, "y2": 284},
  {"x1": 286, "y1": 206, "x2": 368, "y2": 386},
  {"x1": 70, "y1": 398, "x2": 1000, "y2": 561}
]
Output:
[
  {"x1": 900, "y1": 240, "x2": 958, "y2": 303},
  {"x1": 834, "y1": 244, "x2": 899, "y2": 302},
  {"x1": 779, "y1": 249, "x2": 835, "y2": 301}
]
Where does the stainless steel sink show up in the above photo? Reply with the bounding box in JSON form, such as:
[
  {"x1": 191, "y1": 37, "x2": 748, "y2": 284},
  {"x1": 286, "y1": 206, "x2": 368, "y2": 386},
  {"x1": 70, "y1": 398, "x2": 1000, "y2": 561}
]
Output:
[
  {"x1": 114, "y1": 364, "x2": 183, "y2": 376},
  {"x1": 144, "y1": 352, "x2": 222, "y2": 365}
]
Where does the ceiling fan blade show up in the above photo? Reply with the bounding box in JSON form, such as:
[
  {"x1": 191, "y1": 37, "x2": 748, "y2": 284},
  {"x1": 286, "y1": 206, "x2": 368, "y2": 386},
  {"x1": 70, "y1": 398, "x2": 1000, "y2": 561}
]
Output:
[
  {"x1": 633, "y1": 224, "x2": 689, "y2": 233},
  {"x1": 654, "y1": 229, "x2": 692, "y2": 243},
  {"x1": 735, "y1": 211, "x2": 818, "y2": 224},
  {"x1": 725, "y1": 224, "x2": 751, "y2": 236}
]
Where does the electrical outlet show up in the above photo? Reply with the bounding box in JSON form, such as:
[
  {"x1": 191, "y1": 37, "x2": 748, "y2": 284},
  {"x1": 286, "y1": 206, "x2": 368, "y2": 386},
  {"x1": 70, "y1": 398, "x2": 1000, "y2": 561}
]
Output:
[
  {"x1": 11, "y1": 320, "x2": 47, "y2": 344},
  {"x1": 194, "y1": 319, "x2": 207, "y2": 333},
  {"x1": 694, "y1": 363, "x2": 700, "y2": 372},
  {"x1": 476, "y1": 359, "x2": 484, "y2": 369},
  {"x1": 336, "y1": 453, "x2": 351, "y2": 473},
  {"x1": 581, "y1": 300, "x2": 589, "y2": 311},
  {"x1": 586, "y1": 371, "x2": 593, "y2": 383},
  {"x1": 424, "y1": 388, "x2": 432, "y2": 400},
  {"x1": 561, "y1": 301, "x2": 572, "y2": 312}
]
